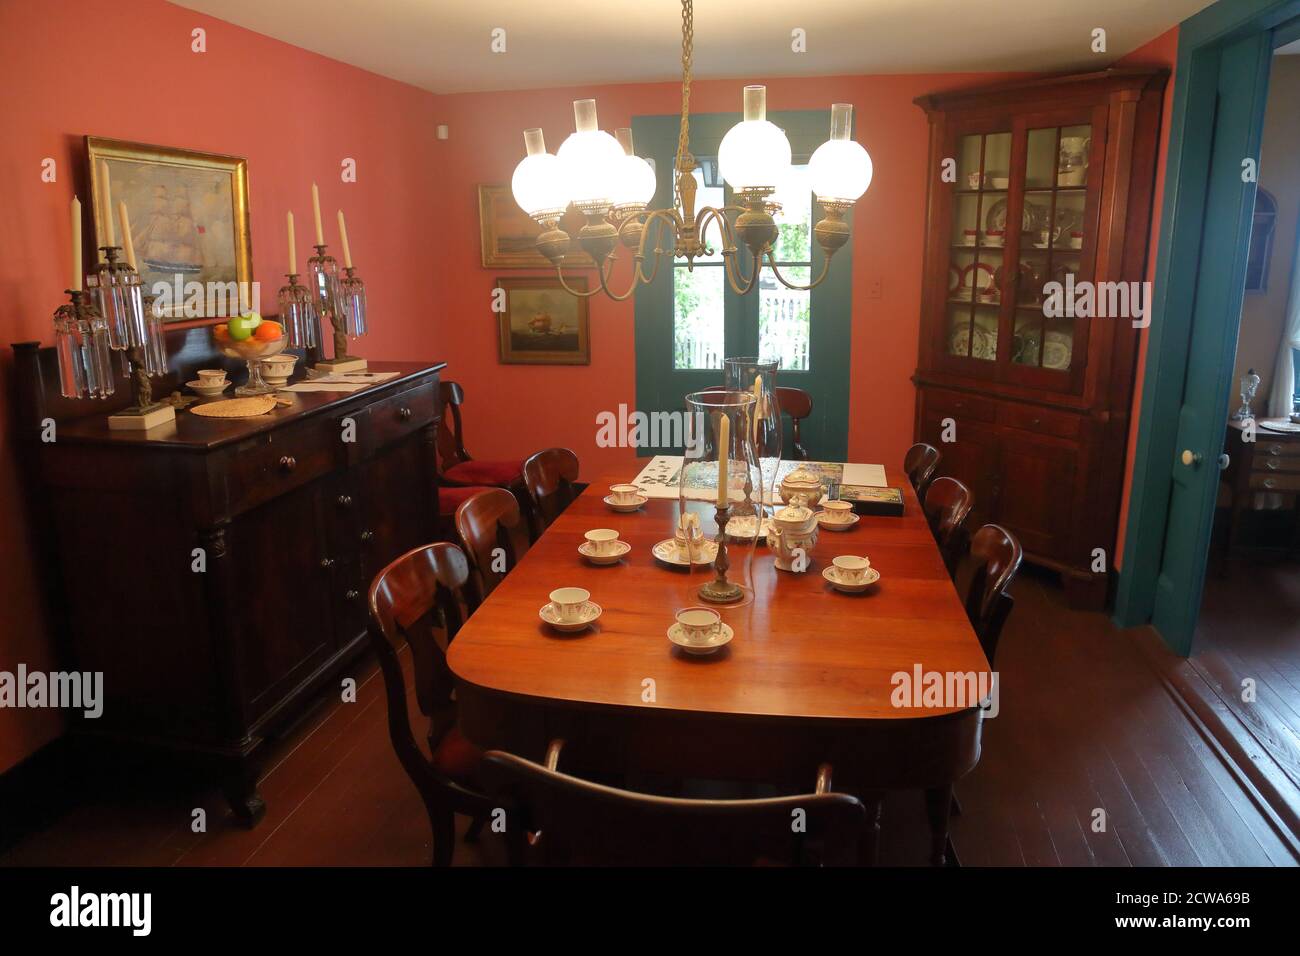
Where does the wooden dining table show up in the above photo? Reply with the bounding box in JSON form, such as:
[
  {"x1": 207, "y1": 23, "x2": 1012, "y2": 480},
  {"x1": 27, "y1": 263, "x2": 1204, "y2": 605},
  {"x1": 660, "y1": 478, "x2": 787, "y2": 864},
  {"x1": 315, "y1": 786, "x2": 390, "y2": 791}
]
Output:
[{"x1": 447, "y1": 464, "x2": 992, "y2": 864}]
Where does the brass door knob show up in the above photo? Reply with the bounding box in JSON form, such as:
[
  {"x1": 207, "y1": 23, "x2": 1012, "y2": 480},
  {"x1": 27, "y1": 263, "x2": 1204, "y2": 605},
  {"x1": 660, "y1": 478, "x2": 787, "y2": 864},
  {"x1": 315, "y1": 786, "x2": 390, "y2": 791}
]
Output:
[
  {"x1": 320, "y1": 558, "x2": 335, "y2": 569},
  {"x1": 398, "y1": 406, "x2": 412, "y2": 421},
  {"x1": 1180, "y1": 449, "x2": 1201, "y2": 467}
]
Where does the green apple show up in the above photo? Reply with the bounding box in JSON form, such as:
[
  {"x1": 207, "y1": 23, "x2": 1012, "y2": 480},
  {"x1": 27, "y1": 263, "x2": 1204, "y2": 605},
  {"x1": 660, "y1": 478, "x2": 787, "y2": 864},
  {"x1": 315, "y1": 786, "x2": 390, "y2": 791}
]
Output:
[{"x1": 227, "y1": 314, "x2": 258, "y2": 341}]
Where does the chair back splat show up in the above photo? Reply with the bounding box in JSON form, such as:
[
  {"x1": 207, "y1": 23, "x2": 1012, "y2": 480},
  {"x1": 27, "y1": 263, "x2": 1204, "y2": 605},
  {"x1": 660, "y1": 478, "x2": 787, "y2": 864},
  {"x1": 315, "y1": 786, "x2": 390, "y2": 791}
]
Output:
[
  {"x1": 903, "y1": 442, "x2": 941, "y2": 502},
  {"x1": 455, "y1": 488, "x2": 530, "y2": 602},
  {"x1": 954, "y1": 523, "x2": 1023, "y2": 665},
  {"x1": 922, "y1": 476, "x2": 973, "y2": 575},
  {"x1": 522, "y1": 447, "x2": 581, "y2": 539}
]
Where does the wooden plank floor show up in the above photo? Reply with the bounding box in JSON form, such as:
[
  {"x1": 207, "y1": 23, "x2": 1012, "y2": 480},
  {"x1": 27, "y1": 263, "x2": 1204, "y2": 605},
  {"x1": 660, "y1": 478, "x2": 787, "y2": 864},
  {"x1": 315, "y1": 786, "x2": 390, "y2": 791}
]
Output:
[{"x1": 3, "y1": 569, "x2": 1296, "y2": 867}]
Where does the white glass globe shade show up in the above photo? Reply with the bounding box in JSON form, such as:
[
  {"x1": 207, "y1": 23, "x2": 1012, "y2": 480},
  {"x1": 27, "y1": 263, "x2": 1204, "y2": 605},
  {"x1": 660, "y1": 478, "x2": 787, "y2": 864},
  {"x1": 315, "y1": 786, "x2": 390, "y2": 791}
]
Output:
[
  {"x1": 718, "y1": 119, "x2": 792, "y2": 193},
  {"x1": 511, "y1": 152, "x2": 567, "y2": 219},
  {"x1": 808, "y1": 139, "x2": 873, "y2": 203},
  {"x1": 557, "y1": 129, "x2": 626, "y2": 210},
  {"x1": 611, "y1": 154, "x2": 656, "y2": 208}
]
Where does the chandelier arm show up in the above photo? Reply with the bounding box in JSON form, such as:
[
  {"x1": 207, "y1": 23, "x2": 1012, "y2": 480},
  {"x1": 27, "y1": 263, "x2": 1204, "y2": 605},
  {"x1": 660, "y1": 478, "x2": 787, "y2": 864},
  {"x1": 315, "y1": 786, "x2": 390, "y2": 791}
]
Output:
[
  {"x1": 721, "y1": 248, "x2": 765, "y2": 295},
  {"x1": 553, "y1": 257, "x2": 620, "y2": 298},
  {"x1": 624, "y1": 209, "x2": 680, "y2": 284},
  {"x1": 764, "y1": 251, "x2": 833, "y2": 292}
]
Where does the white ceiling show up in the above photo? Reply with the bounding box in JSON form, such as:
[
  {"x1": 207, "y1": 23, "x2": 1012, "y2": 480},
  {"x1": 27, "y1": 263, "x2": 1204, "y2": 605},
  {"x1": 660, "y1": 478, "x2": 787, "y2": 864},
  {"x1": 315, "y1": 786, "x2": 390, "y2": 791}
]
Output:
[
  {"x1": 1278, "y1": 38, "x2": 1300, "y2": 54},
  {"x1": 174, "y1": 0, "x2": 1211, "y2": 94}
]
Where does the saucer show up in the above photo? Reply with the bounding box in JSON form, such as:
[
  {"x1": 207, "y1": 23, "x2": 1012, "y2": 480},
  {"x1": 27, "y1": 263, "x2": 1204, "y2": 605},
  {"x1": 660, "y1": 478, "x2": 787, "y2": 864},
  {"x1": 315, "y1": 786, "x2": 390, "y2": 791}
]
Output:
[
  {"x1": 652, "y1": 538, "x2": 718, "y2": 566},
  {"x1": 604, "y1": 494, "x2": 648, "y2": 512},
  {"x1": 188, "y1": 379, "x2": 230, "y2": 398},
  {"x1": 539, "y1": 600, "x2": 603, "y2": 632},
  {"x1": 725, "y1": 515, "x2": 772, "y2": 542},
  {"x1": 816, "y1": 511, "x2": 860, "y2": 531},
  {"x1": 667, "y1": 622, "x2": 734, "y2": 655},
  {"x1": 822, "y1": 565, "x2": 880, "y2": 593},
  {"x1": 578, "y1": 540, "x2": 631, "y2": 565}
]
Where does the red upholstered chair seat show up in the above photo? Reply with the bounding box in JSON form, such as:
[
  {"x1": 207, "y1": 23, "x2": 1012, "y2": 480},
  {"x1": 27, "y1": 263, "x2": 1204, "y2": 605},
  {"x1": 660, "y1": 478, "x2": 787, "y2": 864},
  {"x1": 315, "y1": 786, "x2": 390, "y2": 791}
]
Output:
[
  {"x1": 430, "y1": 726, "x2": 484, "y2": 783},
  {"x1": 443, "y1": 459, "x2": 524, "y2": 487},
  {"x1": 438, "y1": 485, "x2": 493, "y2": 516}
]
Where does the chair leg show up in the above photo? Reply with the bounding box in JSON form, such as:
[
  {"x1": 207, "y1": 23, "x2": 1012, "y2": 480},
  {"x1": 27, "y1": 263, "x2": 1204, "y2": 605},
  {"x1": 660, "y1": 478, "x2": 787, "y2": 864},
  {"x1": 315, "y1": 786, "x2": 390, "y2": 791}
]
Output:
[
  {"x1": 430, "y1": 806, "x2": 456, "y2": 867},
  {"x1": 856, "y1": 792, "x2": 884, "y2": 866},
  {"x1": 464, "y1": 812, "x2": 487, "y2": 844},
  {"x1": 924, "y1": 784, "x2": 954, "y2": 867}
]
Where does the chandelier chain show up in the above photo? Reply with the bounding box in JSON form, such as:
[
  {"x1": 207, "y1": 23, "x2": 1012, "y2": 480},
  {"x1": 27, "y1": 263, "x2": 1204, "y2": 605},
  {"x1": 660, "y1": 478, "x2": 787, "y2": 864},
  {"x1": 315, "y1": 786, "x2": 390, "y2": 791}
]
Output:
[{"x1": 674, "y1": 0, "x2": 694, "y2": 207}]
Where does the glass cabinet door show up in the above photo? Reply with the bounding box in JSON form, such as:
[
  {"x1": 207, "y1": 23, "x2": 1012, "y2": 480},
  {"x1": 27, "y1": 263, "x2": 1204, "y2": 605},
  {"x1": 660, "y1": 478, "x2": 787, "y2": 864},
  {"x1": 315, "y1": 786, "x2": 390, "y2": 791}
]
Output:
[
  {"x1": 1009, "y1": 123, "x2": 1093, "y2": 376},
  {"x1": 944, "y1": 130, "x2": 1012, "y2": 365}
]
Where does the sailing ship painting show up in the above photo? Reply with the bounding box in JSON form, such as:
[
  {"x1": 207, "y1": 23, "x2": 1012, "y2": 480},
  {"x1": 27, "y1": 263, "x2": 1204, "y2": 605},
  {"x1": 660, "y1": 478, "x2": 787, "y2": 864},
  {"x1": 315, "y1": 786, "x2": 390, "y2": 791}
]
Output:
[
  {"x1": 87, "y1": 138, "x2": 252, "y2": 320},
  {"x1": 496, "y1": 278, "x2": 590, "y2": 364}
]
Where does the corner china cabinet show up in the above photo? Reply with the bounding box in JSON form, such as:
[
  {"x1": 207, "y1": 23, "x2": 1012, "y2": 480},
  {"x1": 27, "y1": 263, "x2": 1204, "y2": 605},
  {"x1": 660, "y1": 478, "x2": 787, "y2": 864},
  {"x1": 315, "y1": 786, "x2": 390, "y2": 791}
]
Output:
[{"x1": 913, "y1": 70, "x2": 1167, "y2": 607}]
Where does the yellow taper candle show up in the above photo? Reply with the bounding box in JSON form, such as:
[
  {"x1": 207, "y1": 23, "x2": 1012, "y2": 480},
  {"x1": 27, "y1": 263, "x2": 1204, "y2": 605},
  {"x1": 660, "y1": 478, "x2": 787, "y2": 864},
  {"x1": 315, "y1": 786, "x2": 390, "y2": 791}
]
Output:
[
  {"x1": 100, "y1": 161, "x2": 116, "y2": 247},
  {"x1": 287, "y1": 211, "x2": 297, "y2": 274},
  {"x1": 71, "y1": 196, "x2": 82, "y2": 291},
  {"x1": 337, "y1": 210, "x2": 353, "y2": 269},
  {"x1": 311, "y1": 183, "x2": 324, "y2": 245},
  {"x1": 117, "y1": 201, "x2": 137, "y2": 270},
  {"x1": 716, "y1": 412, "x2": 730, "y2": 507}
]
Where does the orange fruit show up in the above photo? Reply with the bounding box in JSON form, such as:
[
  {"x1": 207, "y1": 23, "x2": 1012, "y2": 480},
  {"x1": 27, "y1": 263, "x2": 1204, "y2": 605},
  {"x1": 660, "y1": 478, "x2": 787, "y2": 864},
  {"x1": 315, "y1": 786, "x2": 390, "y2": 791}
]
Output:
[
  {"x1": 213, "y1": 324, "x2": 231, "y2": 342},
  {"x1": 253, "y1": 320, "x2": 283, "y2": 342}
]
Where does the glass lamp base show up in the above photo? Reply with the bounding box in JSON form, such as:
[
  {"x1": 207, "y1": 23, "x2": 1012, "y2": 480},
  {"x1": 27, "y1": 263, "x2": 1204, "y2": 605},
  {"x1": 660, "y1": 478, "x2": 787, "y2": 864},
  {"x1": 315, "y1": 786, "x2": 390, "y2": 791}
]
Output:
[{"x1": 237, "y1": 359, "x2": 275, "y2": 396}]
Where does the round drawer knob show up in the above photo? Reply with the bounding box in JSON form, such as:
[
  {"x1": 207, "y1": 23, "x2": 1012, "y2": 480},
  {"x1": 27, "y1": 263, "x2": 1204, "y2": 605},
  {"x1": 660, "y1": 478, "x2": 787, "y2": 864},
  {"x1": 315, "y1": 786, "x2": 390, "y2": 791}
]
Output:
[
  {"x1": 279, "y1": 455, "x2": 297, "y2": 473},
  {"x1": 337, "y1": 494, "x2": 353, "y2": 508},
  {"x1": 1268, "y1": 445, "x2": 1282, "y2": 455},
  {"x1": 398, "y1": 406, "x2": 412, "y2": 421},
  {"x1": 360, "y1": 530, "x2": 374, "y2": 542},
  {"x1": 320, "y1": 558, "x2": 335, "y2": 570},
  {"x1": 1264, "y1": 478, "x2": 1277, "y2": 490},
  {"x1": 1030, "y1": 418, "x2": 1041, "y2": 426},
  {"x1": 345, "y1": 589, "x2": 359, "y2": 601},
  {"x1": 1267, "y1": 459, "x2": 1280, "y2": 471}
]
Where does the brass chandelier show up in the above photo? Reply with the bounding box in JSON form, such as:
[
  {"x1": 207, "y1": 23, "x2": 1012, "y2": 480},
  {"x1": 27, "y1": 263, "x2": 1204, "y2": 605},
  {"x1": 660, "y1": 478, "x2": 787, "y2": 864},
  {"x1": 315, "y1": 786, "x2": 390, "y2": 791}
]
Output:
[{"x1": 509, "y1": 0, "x2": 873, "y2": 300}]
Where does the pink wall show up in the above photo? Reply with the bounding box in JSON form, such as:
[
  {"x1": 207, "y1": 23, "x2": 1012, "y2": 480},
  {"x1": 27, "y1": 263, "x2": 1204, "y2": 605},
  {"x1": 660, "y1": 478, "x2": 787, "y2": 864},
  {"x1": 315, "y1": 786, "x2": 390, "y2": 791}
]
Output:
[
  {"x1": 430, "y1": 72, "x2": 1017, "y2": 478},
  {"x1": 0, "y1": 0, "x2": 444, "y2": 772},
  {"x1": 1114, "y1": 26, "x2": 1181, "y2": 566}
]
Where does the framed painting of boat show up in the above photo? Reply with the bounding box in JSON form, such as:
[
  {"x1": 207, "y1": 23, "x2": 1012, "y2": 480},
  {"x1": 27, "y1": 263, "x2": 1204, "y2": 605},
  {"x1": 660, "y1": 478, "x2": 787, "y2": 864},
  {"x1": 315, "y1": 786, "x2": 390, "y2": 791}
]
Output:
[
  {"x1": 495, "y1": 276, "x2": 590, "y2": 365},
  {"x1": 86, "y1": 137, "x2": 252, "y2": 321},
  {"x1": 477, "y1": 184, "x2": 594, "y2": 269}
]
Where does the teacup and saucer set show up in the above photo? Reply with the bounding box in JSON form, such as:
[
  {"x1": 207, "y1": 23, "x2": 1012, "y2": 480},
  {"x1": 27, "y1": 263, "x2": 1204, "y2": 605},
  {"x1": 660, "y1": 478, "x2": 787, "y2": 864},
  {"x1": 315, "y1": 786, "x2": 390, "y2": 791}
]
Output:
[
  {"x1": 604, "y1": 483, "x2": 648, "y2": 512},
  {"x1": 539, "y1": 586, "x2": 602, "y2": 632},
  {"x1": 822, "y1": 555, "x2": 880, "y2": 593},
  {"x1": 815, "y1": 499, "x2": 860, "y2": 531},
  {"x1": 653, "y1": 513, "x2": 717, "y2": 566},
  {"x1": 188, "y1": 368, "x2": 231, "y2": 398},
  {"x1": 578, "y1": 528, "x2": 631, "y2": 565},
  {"x1": 667, "y1": 605, "x2": 733, "y2": 656}
]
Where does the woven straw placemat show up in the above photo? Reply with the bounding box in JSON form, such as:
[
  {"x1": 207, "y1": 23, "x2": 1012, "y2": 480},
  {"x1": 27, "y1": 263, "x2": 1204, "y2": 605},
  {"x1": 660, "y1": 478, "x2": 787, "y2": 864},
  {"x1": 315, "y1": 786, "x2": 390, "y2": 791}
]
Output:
[{"x1": 189, "y1": 396, "x2": 278, "y2": 419}]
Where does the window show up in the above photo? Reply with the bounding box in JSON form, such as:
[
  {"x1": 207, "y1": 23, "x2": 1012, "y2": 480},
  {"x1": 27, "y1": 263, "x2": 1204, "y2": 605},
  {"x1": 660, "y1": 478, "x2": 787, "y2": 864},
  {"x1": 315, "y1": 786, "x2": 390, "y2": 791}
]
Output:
[{"x1": 672, "y1": 164, "x2": 814, "y2": 371}]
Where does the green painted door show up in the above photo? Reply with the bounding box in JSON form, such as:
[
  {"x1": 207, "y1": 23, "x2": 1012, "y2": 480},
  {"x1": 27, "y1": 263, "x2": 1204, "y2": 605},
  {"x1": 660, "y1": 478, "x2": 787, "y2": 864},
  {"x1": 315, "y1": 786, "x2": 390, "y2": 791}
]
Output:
[
  {"x1": 632, "y1": 111, "x2": 852, "y2": 460},
  {"x1": 1149, "y1": 33, "x2": 1274, "y2": 654}
]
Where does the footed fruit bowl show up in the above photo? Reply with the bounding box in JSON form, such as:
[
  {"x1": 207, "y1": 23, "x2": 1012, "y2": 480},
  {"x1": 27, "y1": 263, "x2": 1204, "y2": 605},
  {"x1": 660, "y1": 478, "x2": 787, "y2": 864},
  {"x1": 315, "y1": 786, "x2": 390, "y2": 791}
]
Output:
[{"x1": 213, "y1": 314, "x2": 288, "y2": 396}]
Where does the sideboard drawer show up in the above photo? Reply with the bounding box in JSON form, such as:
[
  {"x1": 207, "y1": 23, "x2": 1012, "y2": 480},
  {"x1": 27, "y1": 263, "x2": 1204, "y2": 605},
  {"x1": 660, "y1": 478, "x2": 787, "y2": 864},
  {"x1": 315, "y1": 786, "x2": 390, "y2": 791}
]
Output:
[
  {"x1": 362, "y1": 383, "x2": 436, "y2": 454},
  {"x1": 997, "y1": 403, "x2": 1082, "y2": 440},
  {"x1": 1250, "y1": 472, "x2": 1300, "y2": 493},
  {"x1": 922, "y1": 387, "x2": 999, "y2": 424},
  {"x1": 1258, "y1": 438, "x2": 1300, "y2": 459},
  {"x1": 221, "y1": 420, "x2": 339, "y2": 515},
  {"x1": 1253, "y1": 454, "x2": 1300, "y2": 476}
]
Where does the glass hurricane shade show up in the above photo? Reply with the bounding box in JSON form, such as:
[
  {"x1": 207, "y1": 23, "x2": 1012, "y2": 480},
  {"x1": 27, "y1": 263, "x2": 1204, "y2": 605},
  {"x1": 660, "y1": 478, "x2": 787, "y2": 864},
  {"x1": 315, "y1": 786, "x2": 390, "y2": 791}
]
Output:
[
  {"x1": 611, "y1": 152, "x2": 656, "y2": 209},
  {"x1": 808, "y1": 140, "x2": 872, "y2": 203},
  {"x1": 511, "y1": 150, "x2": 568, "y2": 220},
  {"x1": 719, "y1": 86, "x2": 792, "y2": 194}
]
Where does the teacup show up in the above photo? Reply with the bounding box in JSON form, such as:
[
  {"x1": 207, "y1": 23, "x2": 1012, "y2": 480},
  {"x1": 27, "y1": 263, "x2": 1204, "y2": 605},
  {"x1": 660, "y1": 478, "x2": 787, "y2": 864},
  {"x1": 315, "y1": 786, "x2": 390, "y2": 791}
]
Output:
[
  {"x1": 832, "y1": 555, "x2": 871, "y2": 584},
  {"x1": 197, "y1": 369, "x2": 227, "y2": 385},
  {"x1": 675, "y1": 606, "x2": 721, "y2": 645},
  {"x1": 549, "y1": 587, "x2": 590, "y2": 623},
  {"x1": 822, "y1": 500, "x2": 854, "y2": 523},
  {"x1": 584, "y1": 528, "x2": 620, "y2": 555},
  {"x1": 610, "y1": 483, "x2": 642, "y2": 504}
]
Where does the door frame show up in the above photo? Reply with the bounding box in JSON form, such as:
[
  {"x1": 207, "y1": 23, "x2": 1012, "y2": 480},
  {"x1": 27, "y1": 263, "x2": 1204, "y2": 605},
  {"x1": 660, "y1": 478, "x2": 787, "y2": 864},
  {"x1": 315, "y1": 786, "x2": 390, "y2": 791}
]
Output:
[{"x1": 1114, "y1": 0, "x2": 1300, "y2": 651}]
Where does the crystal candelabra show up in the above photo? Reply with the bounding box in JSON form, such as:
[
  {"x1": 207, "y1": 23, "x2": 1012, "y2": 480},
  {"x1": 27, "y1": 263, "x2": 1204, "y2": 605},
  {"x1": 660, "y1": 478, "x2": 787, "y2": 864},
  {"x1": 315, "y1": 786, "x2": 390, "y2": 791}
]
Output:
[
  {"x1": 277, "y1": 273, "x2": 319, "y2": 352},
  {"x1": 53, "y1": 289, "x2": 115, "y2": 400},
  {"x1": 308, "y1": 243, "x2": 367, "y2": 373}
]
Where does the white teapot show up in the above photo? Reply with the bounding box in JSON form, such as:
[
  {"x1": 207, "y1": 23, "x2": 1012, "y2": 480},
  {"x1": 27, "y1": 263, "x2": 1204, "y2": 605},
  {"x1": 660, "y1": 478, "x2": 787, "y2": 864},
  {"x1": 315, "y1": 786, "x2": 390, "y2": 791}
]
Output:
[
  {"x1": 779, "y1": 468, "x2": 824, "y2": 507},
  {"x1": 769, "y1": 504, "x2": 819, "y2": 572}
]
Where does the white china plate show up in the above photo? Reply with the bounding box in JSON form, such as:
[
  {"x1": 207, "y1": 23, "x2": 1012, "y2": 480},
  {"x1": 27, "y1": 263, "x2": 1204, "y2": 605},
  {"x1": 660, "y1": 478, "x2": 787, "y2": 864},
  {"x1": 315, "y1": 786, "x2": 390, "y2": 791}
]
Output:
[
  {"x1": 816, "y1": 512, "x2": 860, "y2": 531},
  {"x1": 188, "y1": 380, "x2": 230, "y2": 397},
  {"x1": 539, "y1": 600, "x2": 603, "y2": 632},
  {"x1": 822, "y1": 565, "x2": 880, "y2": 593},
  {"x1": 667, "y1": 622, "x2": 734, "y2": 655},
  {"x1": 578, "y1": 540, "x2": 631, "y2": 565},
  {"x1": 652, "y1": 538, "x2": 717, "y2": 566},
  {"x1": 603, "y1": 494, "x2": 648, "y2": 512},
  {"x1": 1259, "y1": 418, "x2": 1300, "y2": 433},
  {"x1": 725, "y1": 515, "x2": 772, "y2": 542}
]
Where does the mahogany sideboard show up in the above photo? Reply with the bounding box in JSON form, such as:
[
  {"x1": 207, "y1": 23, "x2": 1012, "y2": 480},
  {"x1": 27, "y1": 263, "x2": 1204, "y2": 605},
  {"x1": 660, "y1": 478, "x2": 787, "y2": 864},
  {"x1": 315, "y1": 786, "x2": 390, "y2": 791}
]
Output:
[{"x1": 11, "y1": 332, "x2": 444, "y2": 824}]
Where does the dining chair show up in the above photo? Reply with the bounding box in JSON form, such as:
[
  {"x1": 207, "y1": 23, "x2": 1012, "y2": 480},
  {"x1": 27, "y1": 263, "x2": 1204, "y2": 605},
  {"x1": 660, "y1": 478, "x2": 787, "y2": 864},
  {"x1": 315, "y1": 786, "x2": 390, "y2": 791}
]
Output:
[
  {"x1": 480, "y1": 740, "x2": 865, "y2": 866},
  {"x1": 454, "y1": 488, "x2": 531, "y2": 603},
  {"x1": 775, "y1": 386, "x2": 813, "y2": 461},
  {"x1": 953, "y1": 523, "x2": 1024, "y2": 665},
  {"x1": 922, "y1": 476, "x2": 974, "y2": 575},
  {"x1": 437, "y1": 380, "x2": 534, "y2": 519},
  {"x1": 367, "y1": 541, "x2": 492, "y2": 866},
  {"x1": 903, "y1": 442, "x2": 941, "y2": 503},
  {"x1": 521, "y1": 447, "x2": 580, "y2": 540}
]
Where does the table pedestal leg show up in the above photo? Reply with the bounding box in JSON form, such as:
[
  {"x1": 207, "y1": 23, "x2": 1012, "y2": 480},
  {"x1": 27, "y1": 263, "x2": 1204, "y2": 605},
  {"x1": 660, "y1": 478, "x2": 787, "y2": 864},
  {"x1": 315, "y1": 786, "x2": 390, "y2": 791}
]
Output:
[{"x1": 925, "y1": 783, "x2": 955, "y2": 866}]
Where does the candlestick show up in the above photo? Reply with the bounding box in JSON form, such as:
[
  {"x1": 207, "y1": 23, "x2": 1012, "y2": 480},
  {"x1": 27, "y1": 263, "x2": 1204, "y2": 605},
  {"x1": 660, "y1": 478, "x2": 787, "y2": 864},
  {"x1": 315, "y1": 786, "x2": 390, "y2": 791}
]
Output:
[
  {"x1": 100, "y1": 161, "x2": 116, "y2": 247},
  {"x1": 307, "y1": 242, "x2": 367, "y2": 373},
  {"x1": 698, "y1": 502, "x2": 743, "y2": 604},
  {"x1": 716, "y1": 412, "x2": 730, "y2": 507},
  {"x1": 117, "y1": 201, "x2": 137, "y2": 270},
  {"x1": 287, "y1": 211, "x2": 297, "y2": 275},
  {"x1": 71, "y1": 196, "x2": 82, "y2": 292},
  {"x1": 337, "y1": 209, "x2": 353, "y2": 269},
  {"x1": 311, "y1": 182, "x2": 324, "y2": 245}
]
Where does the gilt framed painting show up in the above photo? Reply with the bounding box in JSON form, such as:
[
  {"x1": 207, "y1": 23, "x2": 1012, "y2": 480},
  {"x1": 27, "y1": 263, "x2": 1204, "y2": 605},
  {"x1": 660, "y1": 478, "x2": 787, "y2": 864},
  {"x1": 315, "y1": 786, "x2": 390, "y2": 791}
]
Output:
[
  {"x1": 496, "y1": 277, "x2": 590, "y2": 365},
  {"x1": 477, "y1": 184, "x2": 594, "y2": 269},
  {"x1": 87, "y1": 136, "x2": 252, "y2": 321}
]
